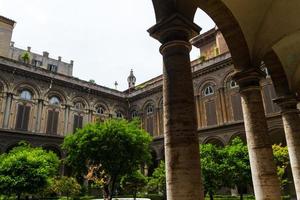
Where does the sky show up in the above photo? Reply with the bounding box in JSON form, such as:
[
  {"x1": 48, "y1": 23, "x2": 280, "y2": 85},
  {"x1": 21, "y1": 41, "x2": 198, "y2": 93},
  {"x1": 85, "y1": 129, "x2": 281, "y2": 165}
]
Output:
[{"x1": 0, "y1": 0, "x2": 215, "y2": 91}]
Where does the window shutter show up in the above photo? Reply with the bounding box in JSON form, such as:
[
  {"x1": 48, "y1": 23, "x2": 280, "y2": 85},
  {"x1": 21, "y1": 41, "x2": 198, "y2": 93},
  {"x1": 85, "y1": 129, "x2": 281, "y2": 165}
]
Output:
[
  {"x1": 231, "y1": 94, "x2": 243, "y2": 121},
  {"x1": 262, "y1": 85, "x2": 273, "y2": 114},
  {"x1": 78, "y1": 115, "x2": 83, "y2": 129},
  {"x1": 73, "y1": 115, "x2": 79, "y2": 133},
  {"x1": 52, "y1": 111, "x2": 59, "y2": 134},
  {"x1": 46, "y1": 110, "x2": 54, "y2": 134},
  {"x1": 22, "y1": 106, "x2": 31, "y2": 131},
  {"x1": 16, "y1": 104, "x2": 25, "y2": 130},
  {"x1": 147, "y1": 116, "x2": 154, "y2": 136},
  {"x1": 205, "y1": 100, "x2": 217, "y2": 126}
]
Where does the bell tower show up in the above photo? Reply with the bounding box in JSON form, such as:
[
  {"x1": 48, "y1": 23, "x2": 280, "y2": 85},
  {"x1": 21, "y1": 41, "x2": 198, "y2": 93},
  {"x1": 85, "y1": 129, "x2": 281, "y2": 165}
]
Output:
[{"x1": 127, "y1": 69, "x2": 136, "y2": 89}]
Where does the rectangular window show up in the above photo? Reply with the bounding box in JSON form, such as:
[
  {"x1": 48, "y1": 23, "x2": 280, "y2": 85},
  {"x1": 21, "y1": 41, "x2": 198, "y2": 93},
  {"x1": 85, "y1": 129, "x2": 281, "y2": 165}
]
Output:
[
  {"x1": 46, "y1": 110, "x2": 59, "y2": 135},
  {"x1": 146, "y1": 116, "x2": 154, "y2": 136},
  {"x1": 15, "y1": 104, "x2": 30, "y2": 131},
  {"x1": 205, "y1": 100, "x2": 217, "y2": 126},
  {"x1": 73, "y1": 114, "x2": 83, "y2": 133},
  {"x1": 48, "y1": 64, "x2": 58, "y2": 73},
  {"x1": 32, "y1": 59, "x2": 43, "y2": 67},
  {"x1": 231, "y1": 94, "x2": 243, "y2": 121}
]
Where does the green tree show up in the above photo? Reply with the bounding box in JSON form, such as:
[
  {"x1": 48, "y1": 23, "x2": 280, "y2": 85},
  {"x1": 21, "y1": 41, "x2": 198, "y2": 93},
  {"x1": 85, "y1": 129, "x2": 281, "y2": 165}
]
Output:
[
  {"x1": 147, "y1": 161, "x2": 166, "y2": 199},
  {"x1": 200, "y1": 144, "x2": 226, "y2": 200},
  {"x1": 272, "y1": 144, "x2": 290, "y2": 191},
  {"x1": 48, "y1": 176, "x2": 81, "y2": 199},
  {"x1": 120, "y1": 170, "x2": 147, "y2": 199},
  {"x1": 223, "y1": 138, "x2": 251, "y2": 200},
  {"x1": 0, "y1": 143, "x2": 59, "y2": 200},
  {"x1": 21, "y1": 51, "x2": 31, "y2": 63},
  {"x1": 62, "y1": 119, "x2": 152, "y2": 200}
]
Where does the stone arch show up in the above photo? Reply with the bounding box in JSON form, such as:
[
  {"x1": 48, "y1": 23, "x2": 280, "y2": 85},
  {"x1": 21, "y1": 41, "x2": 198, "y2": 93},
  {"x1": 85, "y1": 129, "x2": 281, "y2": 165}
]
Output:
[
  {"x1": 0, "y1": 75, "x2": 9, "y2": 93},
  {"x1": 142, "y1": 99, "x2": 156, "y2": 111},
  {"x1": 129, "y1": 104, "x2": 140, "y2": 119},
  {"x1": 229, "y1": 132, "x2": 247, "y2": 145},
  {"x1": 72, "y1": 96, "x2": 89, "y2": 109},
  {"x1": 13, "y1": 81, "x2": 41, "y2": 99},
  {"x1": 157, "y1": 96, "x2": 163, "y2": 108},
  {"x1": 197, "y1": 78, "x2": 218, "y2": 96},
  {"x1": 203, "y1": 136, "x2": 225, "y2": 147},
  {"x1": 45, "y1": 89, "x2": 67, "y2": 104},
  {"x1": 5, "y1": 141, "x2": 33, "y2": 153},
  {"x1": 263, "y1": 50, "x2": 292, "y2": 97},
  {"x1": 93, "y1": 100, "x2": 109, "y2": 112},
  {"x1": 112, "y1": 104, "x2": 126, "y2": 118},
  {"x1": 41, "y1": 144, "x2": 63, "y2": 158},
  {"x1": 222, "y1": 69, "x2": 236, "y2": 88}
]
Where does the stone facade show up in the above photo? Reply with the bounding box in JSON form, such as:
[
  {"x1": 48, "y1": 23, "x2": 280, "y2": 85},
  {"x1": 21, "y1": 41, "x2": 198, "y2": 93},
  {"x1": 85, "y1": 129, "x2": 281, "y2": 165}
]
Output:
[{"x1": 0, "y1": 16, "x2": 285, "y2": 164}]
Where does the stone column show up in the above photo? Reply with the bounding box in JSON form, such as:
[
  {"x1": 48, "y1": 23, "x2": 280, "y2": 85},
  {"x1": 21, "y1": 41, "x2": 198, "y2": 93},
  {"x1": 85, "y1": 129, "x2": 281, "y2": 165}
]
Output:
[
  {"x1": 148, "y1": 14, "x2": 204, "y2": 200},
  {"x1": 274, "y1": 96, "x2": 300, "y2": 198},
  {"x1": 233, "y1": 69, "x2": 281, "y2": 200},
  {"x1": 64, "y1": 105, "x2": 70, "y2": 134},
  {"x1": 35, "y1": 99, "x2": 44, "y2": 133},
  {"x1": 3, "y1": 93, "x2": 12, "y2": 128}
]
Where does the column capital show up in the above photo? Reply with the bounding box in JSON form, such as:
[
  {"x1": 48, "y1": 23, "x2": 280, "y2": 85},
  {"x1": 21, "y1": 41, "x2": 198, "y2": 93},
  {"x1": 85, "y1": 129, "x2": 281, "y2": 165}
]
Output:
[
  {"x1": 148, "y1": 13, "x2": 201, "y2": 44},
  {"x1": 232, "y1": 68, "x2": 265, "y2": 92},
  {"x1": 273, "y1": 95, "x2": 299, "y2": 113}
]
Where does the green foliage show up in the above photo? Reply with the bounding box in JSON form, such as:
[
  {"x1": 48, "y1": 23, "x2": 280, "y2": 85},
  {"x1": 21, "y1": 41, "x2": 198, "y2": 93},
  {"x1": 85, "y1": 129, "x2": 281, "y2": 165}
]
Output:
[
  {"x1": 272, "y1": 144, "x2": 290, "y2": 190},
  {"x1": 200, "y1": 138, "x2": 251, "y2": 200},
  {"x1": 62, "y1": 119, "x2": 152, "y2": 199},
  {"x1": 21, "y1": 51, "x2": 31, "y2": 63},
  {"x1": 120, "y1": 170, "x2": 147, "y2": 199},
  {"x1": 0, "y1": 142, "x2": 60, "y2": 199},
  {"x1": 222, "y1": 138, "x2": 251, "y2": 198},
  {"x1": 200, "y1": 144, "x2": 226, "y2": 199},
  {"x1": 147, "y1": 161, "x2": 166, "y2": 199},
  {"x1": 89, "y1": 79, "x2": 96, "y2": 84},
  {"x1": 48, "y1": 176, "x2": 81, "y2": 199}
]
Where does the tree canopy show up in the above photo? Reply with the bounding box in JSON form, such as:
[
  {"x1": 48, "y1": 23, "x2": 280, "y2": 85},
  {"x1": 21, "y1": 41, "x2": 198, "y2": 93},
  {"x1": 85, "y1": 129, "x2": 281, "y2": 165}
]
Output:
[
  {"x1": 0, "y1": 143, "x2": 60, "y2": 199},
  {"x1": 120, "y1": 170, "x2": 147, "y2": 199},
  {"x1": 147, "y1": 161, "x2": 166, "y2": 199},
  {"x1": 62, "y1": 119, "x2": 152, "y2": 200}
]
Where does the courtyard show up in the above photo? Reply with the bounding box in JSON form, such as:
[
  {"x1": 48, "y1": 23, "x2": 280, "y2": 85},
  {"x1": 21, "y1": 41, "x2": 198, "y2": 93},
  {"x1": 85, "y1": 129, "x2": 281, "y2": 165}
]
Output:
[{"x1": 0, "y1": 0, "x2": 300, "y2": 200}]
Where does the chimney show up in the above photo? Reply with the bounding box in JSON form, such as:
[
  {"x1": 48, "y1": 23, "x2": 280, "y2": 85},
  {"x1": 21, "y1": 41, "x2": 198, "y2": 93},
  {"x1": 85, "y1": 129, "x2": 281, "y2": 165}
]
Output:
[
  {"x1": 58, "y1": 56, "x2": 62, "y2": 61},
  {"x1": 0, "y1": 16, "x2": 16, "y2": 57},
  {"x1": 43, "y1": 51, "x2": 49, "y2": 58},
  {"x1": 70, "y1": 60, "x2": 74, "y2": 65},
  {"x1": 27, "y1": 46, "x2": 31, "y2": 52}
]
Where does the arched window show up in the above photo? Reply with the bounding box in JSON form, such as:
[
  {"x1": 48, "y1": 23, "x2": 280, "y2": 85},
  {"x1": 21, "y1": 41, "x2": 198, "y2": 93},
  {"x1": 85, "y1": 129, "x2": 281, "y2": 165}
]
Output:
[
  {"x1": 116, "y1": 111, "x2": 123, "y2": 118},
  {"x1": 146, "y1": 105, "x2": 154, "y2": 115},
  {"x1": 203, "y1": 85, "x2": 214, "y2": 96},
  {"x1": 49, "y1": 96, "x2": 60, "y2": 105},
  {"x1": 20, "y1": 90, "x2": 32, "y2": 100},
  {"x1": 96, "y1": 106, "x2": 105, "y2": 115},
  {"x1": 229, "y1": 80, "x2": 238, "y2": 89},
  {"x1": 74, "y1": 102, "x2": 84, "y2": 110},
  {"x1": 131, "y1": 110, "x2": 138, "y2": 118}
]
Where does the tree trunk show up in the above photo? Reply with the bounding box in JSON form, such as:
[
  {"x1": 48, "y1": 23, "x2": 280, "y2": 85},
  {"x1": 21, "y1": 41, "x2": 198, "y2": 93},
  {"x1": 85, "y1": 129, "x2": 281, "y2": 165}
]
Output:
[
  {"x1": 133, "y1": 190, "x2": 137, "y2": 200},
  {"x1": 103, "y1": 184, "x2": 110, "y2": 200},
  {"x1": 109, "y1": 176, "x2": 117, "y2": 200},
  {"x1": 209, "y1": 192, "x2": 214, "y2": 200},
  {"x1": 240, "y1": 193, "x2": 243, "y2": 200},
  {"x1": 17, "y1": 194, "x2": 21, "y2": 200}
]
